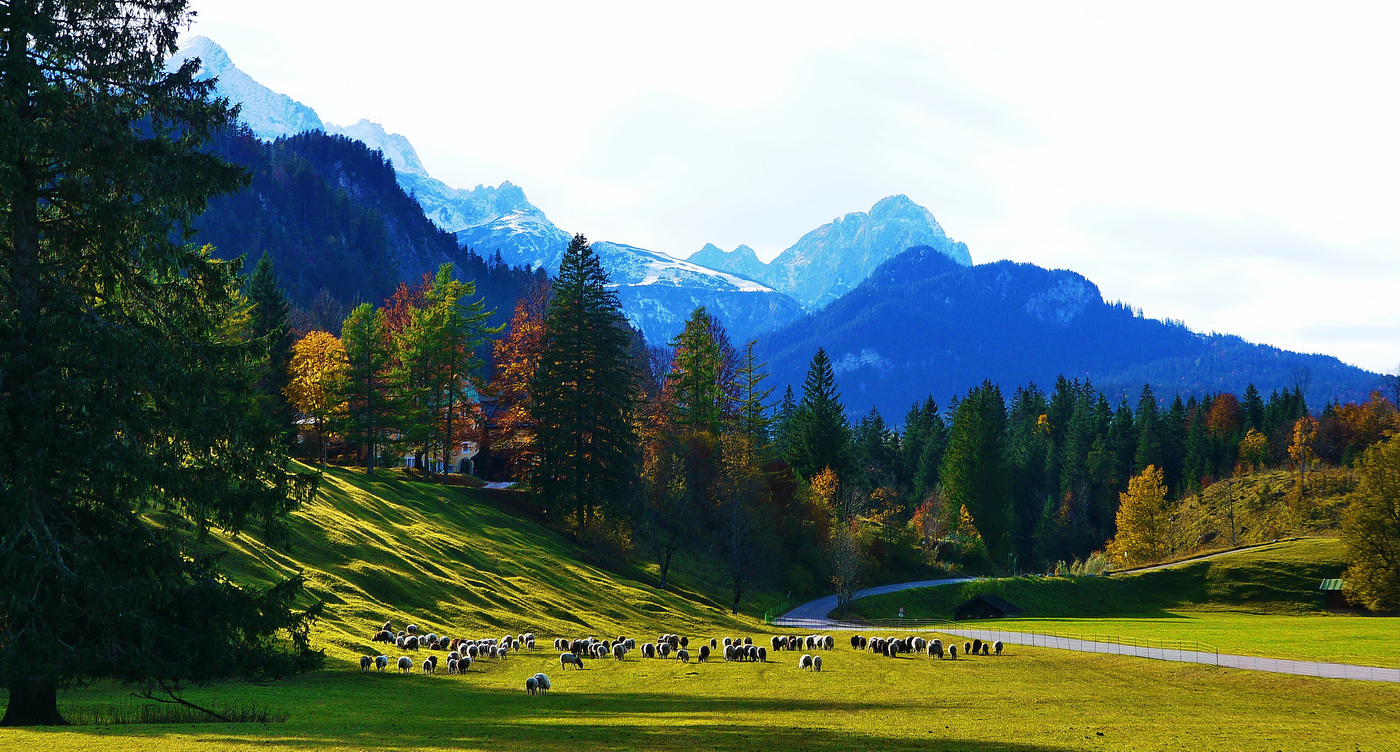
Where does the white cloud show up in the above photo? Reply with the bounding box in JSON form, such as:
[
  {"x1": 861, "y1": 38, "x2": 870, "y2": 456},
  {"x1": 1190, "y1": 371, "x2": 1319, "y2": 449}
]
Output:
[{"x1": 186, "y1": 0, "x2": 1400, "y2": 372}]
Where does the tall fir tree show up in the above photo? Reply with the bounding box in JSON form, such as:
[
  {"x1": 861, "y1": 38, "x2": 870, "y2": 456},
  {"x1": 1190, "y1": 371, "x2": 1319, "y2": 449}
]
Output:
[
  {"x1": 0, "y1": 2, "x2": 321, "y2": 725},
  {"x1": 787, "y1": 348, "x2": 851, "y2": 480},
  {"x1": 941, "y1": 381, "x2": 1012, "y2": 562},
  {"x1": 247, "y1": 253, "x2": 296, "y2": 444},
  {"x1": 339, "y1": 303, "x2": 394, "y2": 473},
  {"x1": 731, "y1": 340, "x2": 776, "y2": 463},
  {"x1": 531, "y1": 234, "x2": 639, "y2": 530}
]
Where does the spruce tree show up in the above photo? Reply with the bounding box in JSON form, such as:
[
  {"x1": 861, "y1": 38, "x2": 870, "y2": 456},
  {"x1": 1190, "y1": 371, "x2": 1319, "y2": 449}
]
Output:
[
  {"x1": 787, "y1": 348, "x2": 851, "y2": 480},
  {"x1": 0, "y1": 3, "x2": 321, "y2": 725},
  {"x1": 531, "y1": 234, "x2": 638, "y2": 530},
  {"x1": 941, "y1": 382, "x2": 1012, "y2": 562},
  {"x1": 668, "y1": 307, "x2": 727, "y2": 434},
  {"x1": 247, "y1": 253, "x2": 296, "y2": 444},
  {"x1": 731, "y1": 341, "x2": 776, "y2": 462},
  {"x1": 339, "y1": 303, "x2": 394, "y2": 473},
  {"x1": 1242, "y1": 383, "x2": 1265, "y2": 432}
]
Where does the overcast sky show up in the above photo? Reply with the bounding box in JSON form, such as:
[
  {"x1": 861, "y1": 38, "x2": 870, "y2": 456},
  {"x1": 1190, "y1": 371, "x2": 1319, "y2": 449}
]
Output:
[{"x1": 187, "y1": 1, "x2": 1400, "y2": 374}]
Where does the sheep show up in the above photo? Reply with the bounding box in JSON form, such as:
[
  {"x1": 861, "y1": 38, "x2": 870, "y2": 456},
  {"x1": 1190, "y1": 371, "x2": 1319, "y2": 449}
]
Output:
[
  {"x1": 757, "y1": 646, "x2": 767, "y2": 662},
  {"x1": 459, "y1": 656, "x2": 473, "y2": 672},
  {"x1": 680, "y1": 636, "x2": 689, "y2": 648},
  {"x1": 710, "y1": 638, "x2": 718, "y2": 650},
  {"x1": 397, "y1": 656, "x2": 413, "y2": 673},
  {"x1": 375, "y1": 655, "x2": 389, "y2": 672},
  {"x1": 949, "y1": 644, "x2": 958, "y2": 660},
  {"x1": 534, "y1": 673, "x2": 551, "y2": 693},
  {"x1": 964, "y1": 642, "x2": 972, "y2": 657},
  {"x1": 799, "y1": 654, "x2": 814, "y2": 671},
  {"x1": 642, "y1": 642, "x2": 656, "y2": 659},
  {"x1": 395, "y1": 636, "x2": 406, "y2": 649},
  {"x1": 372, "y1": 630, "x2": 393, "y2": 643},
  {"x1": 382, "y1": 620, "x2": 393, "y2": 633},
  {"x1": 406, "y1": 624, "x2": 419, "y2": 635},
  {"x1": 668, "y1": 635, "x2": 680, "y2": 650},
  {"x1": 850, "y1": 635, "x2": 863, "y2": 649},
  {"x1": 677, "y1": 649, "x2": 690, "y2": 663},
  {"x1": 613, "y1": 643, "x2": 627, "y2": 661},
  {"x1": 447, "y1": 658, "x2": 458, "y2": 674},
  {"x1": 972, "y1": 638, "x2": 982, "y2": 655},
  {"x1": 359, "y1": 655, "x2": 372, "y2": 671},
  {"x1": 427, "y1": 633, "x2": 439, "y2": 644},
  {"x1": 823, "y1": 635, "x2": 835, "y2": 650},
  {"x1": 994, "y1": 640, "x2": 1004, "y2": 656},
  {"x1": 658, "y1": 642, "x2": 672, "y2": 658},
  {"x1": 743, "y1": 637, "x2": 753, "y2": 646},
  {"x1": 422, "y1": 658, "x2": 435, "y2": 674},
  {"x1": 555, "y1": 638, "x2": 566, "y2": 651},
  {"x1": 914, "y1": 637, "x2": 927, "y2": 652},
  {"x1": 723, "y1": 637, "x2": 733, "y2": 647},
  {"x1": 467, "y1": 645, "x2": 479, "y2": 659},
  {"x1": 723, "y1": 645, "x2": 736, "y2": 662},
  {"x1": 525, "y1": 676, "x2": 539, "y2": 695},
  {"x1": 560, "y1": 652, "x2": 585, "y2": 670},
  {"x1": 813, "y1": 655, "x2": 823, "y2": 672},
  {"x1": 698, "y1": 644, "x2": 711, "y2": 662},
  {"x1": 747, "y1": 645, "x2": 759, "y2": 661},
  {"x1": 928, "y1": 641, "x2": 943, "y2": 659},
  {"x1": 498, "y1": 648, "x2": 508, "y2": 662},
  {"x1": 527, "y1": 639, "x2": 536, "y2": 651},
  {"x1": 981, "y1": 643, "x2": 989, "y2": 656},
  {"x1": 860, "y1": 636, "x2": 868, "y2": 649}
]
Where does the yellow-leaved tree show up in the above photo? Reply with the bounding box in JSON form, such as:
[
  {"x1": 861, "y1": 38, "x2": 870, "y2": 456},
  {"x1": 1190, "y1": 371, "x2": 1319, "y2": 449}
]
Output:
[
  {"x1": 1340, "y1": 435, "x2": 1400, "y2": 611},
  {"x1": 1107, "y1": 465, "x2": 1171, "y2": 567},
  {"x1": 1289, "y1": 415, "x2": 1318, "y2": 509},
  {"x1": 286, "y1": 330, "x2": 347, "y2": 466},
  {"x1": 1238, "y1": 428, "x2": 1269, "y2": 473}
]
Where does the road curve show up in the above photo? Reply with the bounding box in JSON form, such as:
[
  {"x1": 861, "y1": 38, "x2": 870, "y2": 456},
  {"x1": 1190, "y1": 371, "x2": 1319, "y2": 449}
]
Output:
[{"x1": 777, "y1": 577, "x2": 974, "y2": 622}]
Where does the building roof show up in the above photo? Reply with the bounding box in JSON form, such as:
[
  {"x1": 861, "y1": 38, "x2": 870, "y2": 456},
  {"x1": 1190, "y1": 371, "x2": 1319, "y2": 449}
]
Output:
[{"x1": 1319, "y1": 578, "x2": 1346, "y2": 591}]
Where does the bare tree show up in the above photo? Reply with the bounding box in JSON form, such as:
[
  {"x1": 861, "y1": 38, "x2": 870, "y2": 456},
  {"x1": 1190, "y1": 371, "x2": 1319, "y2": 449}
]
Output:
[
  {"x1": 1383, "y1": 362, "x2": 1400, "y2": 408},
  {"x1": 829, "y1": 484, "x2": 869, "y2": 614}
]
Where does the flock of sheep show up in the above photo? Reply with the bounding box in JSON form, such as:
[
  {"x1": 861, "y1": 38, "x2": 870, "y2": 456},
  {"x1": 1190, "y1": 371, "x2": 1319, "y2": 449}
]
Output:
[{"x1": 359, "y1": 622, "x2": 1006, "y2": 693}]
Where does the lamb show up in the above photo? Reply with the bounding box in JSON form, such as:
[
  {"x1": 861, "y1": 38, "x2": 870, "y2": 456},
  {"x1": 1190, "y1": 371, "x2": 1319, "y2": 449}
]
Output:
[
  {"x1": 677, "y1": 649, "x2": 690, "y2": 663},
  {"x1": 698, "y1": 644, "x2": 710, "y2": 662},
  {"x1": 525, "y1": 676, "x2": 539, "y2": 695},
  {"x1": 799, "y1": 654, "x2": 814, "y2": 671},
  {"x1": 534, "y1": 673, "x2": 551, "y2": 693},
  {"x1": 560, "y1": 652, "x2": 585, "y2": 670},
  {"x1": 813, "y1": 655, "x2": 823, "y2": 672},
  {"x1": 375, "y1": 655, "x2": 389, "y2": 672},
  {"x1": 397, "y1": 656, "x2": 413, "y2": 673},
  {"x1": 994, "y1": 640, "x2": 1004, "y2": 656},
  {"x1": 360, "y1": 655, "x2": 372, "y2": 671}
]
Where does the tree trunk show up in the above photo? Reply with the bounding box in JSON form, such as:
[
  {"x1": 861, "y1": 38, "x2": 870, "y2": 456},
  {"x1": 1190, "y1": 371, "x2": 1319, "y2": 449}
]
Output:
[{"x1": 1, "y1": 680, "x2": 65, "y2": 726}]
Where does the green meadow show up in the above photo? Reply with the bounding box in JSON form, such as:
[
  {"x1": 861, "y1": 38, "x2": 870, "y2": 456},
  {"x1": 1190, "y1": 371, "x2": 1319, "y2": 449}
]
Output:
[{"x1": 4, "y1": 467, "x2": 1397, "y2": 751}]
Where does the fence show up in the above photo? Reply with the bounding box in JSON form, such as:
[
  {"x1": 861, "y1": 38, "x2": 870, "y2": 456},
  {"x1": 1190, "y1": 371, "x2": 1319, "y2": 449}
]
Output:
[{"x1": 770, "y1": 616, "x2": 1400, "y2": 682}]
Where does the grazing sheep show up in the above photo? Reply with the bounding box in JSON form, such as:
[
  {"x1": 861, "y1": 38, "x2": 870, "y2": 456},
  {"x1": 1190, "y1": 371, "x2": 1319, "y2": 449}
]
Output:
[
  {"x1": 799, "y1": 654, "x2": 814, "y2": 671},
  {"x1": 972, "y1": 638, "x2": 982, "y2": 655},
  {"x1": 359, "y1": 655, "x2": 372, "y2": 671},
  {"x1": 395, "y1": 636, "x2": 406, "y2": 649},
  {"x1": 813, "y1": 655, "x2": 823, "y2": 672},
  {"x1": 422, "y1": 658, "x2": 435, "y2": 674},
  {"x1": 773, "y1": 635, "x2": 784, "y2": 650},
  {"x1": 747, "y1": 645, "x2": 759, "y2": 661},
  {"x1": 459, "y1": 656, "x2": 473, "y2": 672},
  {"x1": 677, "y1": 649, "x2": 690, "y2": 663},
  {"x1": 850, "y1": 635, "x2": 862, "y2": 649},
  {"x1": 698, "y1": 644, "x2": 711, "y2": 662},
  {"x1": 427, "y1": 633, "x2": 439, "y2": 644},
  {"x1": 757, "y1": 646, "x2": 767, "y2": 662},
  {"x1": 860, "y1": 636, "x2": 869, "y2": 649},
  {"x1": 406, "y1": 624, "x2": 419, "y2": 635},
  {"x1": 994, "y1": 640, "x2": 1004, "y2": 656},
  {"x1": 964, "y1": 642, "x2": 972, "y2": 657},
  {"x1": 981, "y1": 643, "x2": 989, "y2": 656},
  {"x1": 723, "y1": 637, "x2": 733, "y2": 647},
  {"x1": 534, "y1": 673, "x2": 551, "y2": 693},
  {"x1": 743, "y1": 637, "x2": 752, "y2": 646},
  {"x1": 709, "y1": 638, "x2": 718, "y2": 649},
  {"x1": 382, "y1": 620, "x2": 393, "y2": 633},
  {"x1": 823, "y1": 635, "x2": 835, "y2": 650},
  {"x1": 467, "y1": 645, "x2": 479, "y2": 659},
  {"x1": 928, "y1": 641, "x2": 943, "y2": 659},
  {"x1": 724, "y1": 645, "x2": 736, "y2": 662},
  {"x1": 560, "y1": 652, "x2": 585, "y2": 670},
  {"x1": 949, "y1": 644, "x2": 958, "y2": 660},
  {"x1": 397, "y1": 656, "x2": 413, "y2": 673},
  {"x1": 525, "y1": 676, "x2": 539, "y2": 695},
  {"x1": 372, "y1": 630, "x2": 393, "y2": 643},
  {"x1": 447, "y1": 658, "x2": 458, "y2": 674},
  {"x1": 555, "y1": 638, "x2": 566, "y2": 651},
  {"x1": 375, "y1": 655, "x2": 389, "y2": 672},
  {"x1": 659, "y1": 643, "x2": 672, "y2": 658},
  {"x1": 642, "y1": 642, "x2": 656, "y2": 659},
  {"x1": 668, "y1": 636, "x2": 680, "y2": 650},
  {"x1": 613, "y1": 643, "x2": 627, "y2": 661},
  {"x1": 680, "y1": 636, "x2": 689, "y2": 648},
  {"x1": 914, "y1": 637, "x2": 926, "y2": 652}
]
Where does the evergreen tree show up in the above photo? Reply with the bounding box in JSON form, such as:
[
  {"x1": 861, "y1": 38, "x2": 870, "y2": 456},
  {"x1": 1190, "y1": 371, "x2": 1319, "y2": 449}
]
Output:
[
  {"x1": 1242, "y1": 383, "x2": 1265, "y2": 432},
  {"x1": 1134, "y1": 384, "x2": 1163, "y2": 473},
  {"x1": 247, "y1": 253, "x2": 296, "y2": 444},
  {"x1": 912, "y1": 402, "x2": 948, "y2": 499},
  {"x1": 339, "y1": 303, "x2": 394, "y2": 473},
  {"x1": 0, "y1": 3, "x2": 321, "y2": 725},
  {"x1": 667, "y1": 307, "x2": 729, "y2": 434},
  {"x1": 941, "y1": 381, "x2": 1012, "y2": 562},
  {"x1": 423, "y1": 264, "x2": 495, "y2": 474},
  {"x1": 772, "y1": 385, "x2": 798, "y2": 460},
  {"x1": 531, "y1": 235, "x2": 638, "y2": 531},
  {"x1": 853, "y1": 408, "x2": 898, "y2": 488},
  {"x1": 731, "y1": 341, "x2": 776, "y2": 461},
  {"x1": 787, "y1": 348, "x2": 851, "y2": 480}
]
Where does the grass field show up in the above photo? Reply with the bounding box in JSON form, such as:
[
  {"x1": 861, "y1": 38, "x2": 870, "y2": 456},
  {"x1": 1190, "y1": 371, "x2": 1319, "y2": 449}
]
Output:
[
  {"x1": 5, "y1": 468, "x2": 1398, "y2": 751},
  {"x1": 846, "y1": 538, "x2": 1400, "y2": 668}
]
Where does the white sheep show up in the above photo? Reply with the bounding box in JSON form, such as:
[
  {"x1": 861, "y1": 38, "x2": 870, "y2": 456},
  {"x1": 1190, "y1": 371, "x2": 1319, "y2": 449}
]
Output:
[
  {"x1": 799, "y1": 654, "x2": 814, "y2": 671},
  {"x1": 534, "y1": 673, "x2": 551, "y2": 693},
  {"x1": 359, "y1": 655, "x2": 372, "y2": 671},
  {"x1": 422, "y1": 658, "x2": 435, "y2": 674},
  {"x1": 397, "y1": 656, "x2": 413, "y2": 673},
  {"x1": 994, "y1": 640, "x2": 1004, "y2": 656},
  {"x1": 375, "y1": 655, "x2": 389, "y2": 672},
  {"x1": 560, "y1": 652, "x2": 585, "y2": 670},
  {"x1": 613, "y1": 643, "x2": 627, "y2": 661},
  {"x1": 525, "y1": 676, "x2": 539, "y2": 695}
]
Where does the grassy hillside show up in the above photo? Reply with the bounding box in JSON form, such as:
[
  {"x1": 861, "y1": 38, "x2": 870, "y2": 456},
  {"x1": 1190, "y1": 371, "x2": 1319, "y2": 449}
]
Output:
[
  {"x1": 170, "y1": 464, "x2": 761, "y2": 661},
  {"x1": 1169, "y1": 468, "x2": 1352, "y2": 554}
]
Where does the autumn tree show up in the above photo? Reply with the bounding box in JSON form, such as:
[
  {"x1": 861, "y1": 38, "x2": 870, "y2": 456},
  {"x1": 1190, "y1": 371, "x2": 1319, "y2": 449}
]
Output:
[
  {"x1": 1289, "y1": 415, "x2": 1318, "y2": 506},
  {"x1": 488, "y1": 277, "x2": 550, "y2": 479},
  {"x1": 1107, "y1": 465, "x2": 1171, "y2": 566},
  {"x1": 0, "y1": 2, "x2": 321, "y2": 725},
  {"x1": 286, "y1": 331, "x2": 347, "y2": 466},
  {"x1": 338, "y1": 303, "x2": 394, "y2": 473},
  {"x1": 1238, "y1": 428, "x2": 1269, "y2": 473},
  {"x1": 1340, "y1": 435, "x2": 1400, "y2": 610}
]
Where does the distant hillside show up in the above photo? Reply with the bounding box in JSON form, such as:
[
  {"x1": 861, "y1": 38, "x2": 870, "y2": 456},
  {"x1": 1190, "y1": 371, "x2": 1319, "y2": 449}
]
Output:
[{"x1": 757, "y1": 245, "x2": 1381, "y2": 418}]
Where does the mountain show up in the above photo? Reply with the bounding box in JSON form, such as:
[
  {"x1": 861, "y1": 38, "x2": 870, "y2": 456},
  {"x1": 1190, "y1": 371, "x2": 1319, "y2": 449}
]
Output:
[
  {"x1": 757, "y1": 245, "x2": 1381, "y2": 420},
  {"x1": 591, "y1": 242, "x2": 804, "y2": 343},
  {"x1": 688, "y1": 243, "x2": 768, "y2": 283},
  {"x1": 688, "y1": 195, "x2": 972, "y2": 308},
  {"x1": 169, "y1": 36, "x2": 324, "y2": 140}
]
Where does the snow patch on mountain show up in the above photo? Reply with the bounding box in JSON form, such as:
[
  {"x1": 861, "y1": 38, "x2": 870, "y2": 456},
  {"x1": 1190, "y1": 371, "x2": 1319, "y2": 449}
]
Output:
[
  {"x1": 169, "y1": 37, "x2": 324, "y2": 141},
  {"x1": 594, "y1": 242, "x2": 774, "y2": 292}
]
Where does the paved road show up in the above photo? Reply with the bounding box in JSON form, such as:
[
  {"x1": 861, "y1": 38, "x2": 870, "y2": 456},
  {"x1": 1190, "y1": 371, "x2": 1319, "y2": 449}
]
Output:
[
  {"x1": 1113, "y1": 539, "x2": 1294, "y2": 575},
  {"x1": 777, "y1": 577, "x2": 973, "y2": 621}
]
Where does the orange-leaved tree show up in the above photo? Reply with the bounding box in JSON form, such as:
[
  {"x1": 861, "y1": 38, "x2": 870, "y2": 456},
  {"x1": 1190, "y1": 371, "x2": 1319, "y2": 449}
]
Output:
[
  {"x1": 286, "y1": 331, "x2": 346, "y2": 466},
  {"x1": 488, "y1": 278, "x2": 550, "y2": 480},
  {"x1": 1289, "y1": 415, "x2": 1318, "y2": 506},
  {"x1": 1107, "y1": 465, "x2": 1171, "y2": 567}
]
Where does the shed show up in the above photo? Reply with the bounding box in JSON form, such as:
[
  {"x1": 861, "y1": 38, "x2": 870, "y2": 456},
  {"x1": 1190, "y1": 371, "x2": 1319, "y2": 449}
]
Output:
[
  {"x1": 1319, "y1": 579, "x2": 1349, "y2": 612},
  {"x1": 953, "y1": 594, "x2": 1024, "y2": 621}
]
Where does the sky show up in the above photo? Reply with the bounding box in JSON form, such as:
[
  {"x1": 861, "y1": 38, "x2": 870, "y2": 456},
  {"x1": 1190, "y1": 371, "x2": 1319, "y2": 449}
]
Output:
[{"x1": 186, "y1": 1, "x2": 1400, "y2": 374}]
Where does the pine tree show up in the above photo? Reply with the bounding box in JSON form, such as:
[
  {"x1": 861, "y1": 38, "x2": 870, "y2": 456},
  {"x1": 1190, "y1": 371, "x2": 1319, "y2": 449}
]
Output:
[
  {"x1": 667, "y1": 307, "x2": 729, "y2": 434},
  {"x1": 0, "y1": 3, "x2": 321, "y2": 725},
  {"x1": 531, "y1": 234, "x2": 639, "y2": 531},
  {"x1": 1242, "y1": 384, "x2": 1265, "y2": 433},
  {"x1": 772, "y1": 385, "x2": 798, "y2": 459},
  {"x1": 339, "y1": 303, "x2": 394, "y2": 473},
  {"x1": 731, "y1": 341, "x2": 776, "y2": 462},
  {"x1": 423, "y1": 263, "x2": 495, "y2": 475},
  {"x1": 1134, "y1": 384, "x2": 1163, "y2": 473},
  {"x1": 941, "y1": 381, "x2": 1012, "y2": 563},
  {"x1": 247, "y1": 253, "x2": 296, "y2": 444},
  {"x1": 787, "y1": 348, "x2": 851, "y2": 480}
]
